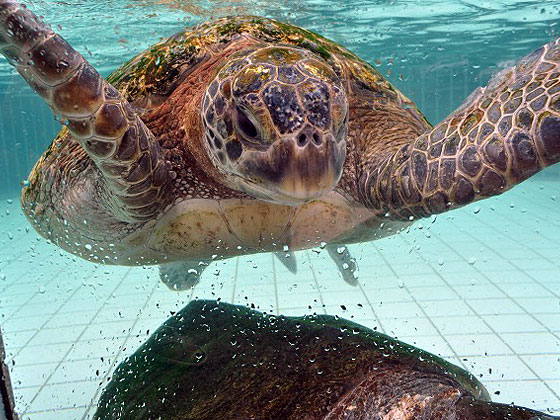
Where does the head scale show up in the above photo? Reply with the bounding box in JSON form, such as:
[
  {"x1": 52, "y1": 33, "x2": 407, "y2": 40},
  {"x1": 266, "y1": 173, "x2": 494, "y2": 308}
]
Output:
[{"x1": 201, "y1": 45, "x2": 348, "y2": 205}]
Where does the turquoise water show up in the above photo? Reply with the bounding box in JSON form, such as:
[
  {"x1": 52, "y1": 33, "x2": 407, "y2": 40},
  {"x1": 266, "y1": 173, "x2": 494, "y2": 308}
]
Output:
[
  {"x1": 1, "y1": 0, "x2": 559, "y2": 196},
  {"x1": 0, "y1": 0, "x2": 559, "y2": 418}
]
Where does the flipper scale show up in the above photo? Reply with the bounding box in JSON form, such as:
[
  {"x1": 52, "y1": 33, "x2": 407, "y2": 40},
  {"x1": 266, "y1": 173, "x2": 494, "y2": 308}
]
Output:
[{"x1": 361, "y1": 38, "x2": 560, "y2": 220}]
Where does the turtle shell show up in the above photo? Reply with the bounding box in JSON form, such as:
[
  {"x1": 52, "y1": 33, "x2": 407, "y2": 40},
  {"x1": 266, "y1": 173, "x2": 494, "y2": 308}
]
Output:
[{"x1": 106, "y1": 16, "x2": 423, "y2": 117}]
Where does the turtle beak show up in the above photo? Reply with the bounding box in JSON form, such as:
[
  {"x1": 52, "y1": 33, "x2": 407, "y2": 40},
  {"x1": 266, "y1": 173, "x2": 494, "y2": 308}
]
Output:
[{"x1": 237, "y1": 126, "x2": 346, "y2": 205}]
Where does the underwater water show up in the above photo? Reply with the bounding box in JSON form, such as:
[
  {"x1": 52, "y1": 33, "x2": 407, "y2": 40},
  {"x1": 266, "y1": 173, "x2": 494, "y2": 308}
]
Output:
[{"x1": 0, "y1": 0, "x2": 559, "y2": 418}]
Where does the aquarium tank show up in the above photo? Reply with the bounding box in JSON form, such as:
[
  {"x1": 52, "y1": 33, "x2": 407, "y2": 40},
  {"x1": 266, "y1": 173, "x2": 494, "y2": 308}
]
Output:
[{"x1": 0, "y1": 0, "x2": 559, "y2": 419}]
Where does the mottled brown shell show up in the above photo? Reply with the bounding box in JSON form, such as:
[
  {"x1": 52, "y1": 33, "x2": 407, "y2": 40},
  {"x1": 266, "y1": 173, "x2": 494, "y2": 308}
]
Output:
[{"x1": 106, "y1": 16, "x2": 420, "y2": 116}]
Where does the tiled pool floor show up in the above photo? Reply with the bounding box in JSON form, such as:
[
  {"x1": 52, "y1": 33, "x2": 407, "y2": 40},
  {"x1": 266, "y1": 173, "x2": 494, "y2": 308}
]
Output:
[{"x1": 0, "y1": 178, "x2": 559, "y2": 419}]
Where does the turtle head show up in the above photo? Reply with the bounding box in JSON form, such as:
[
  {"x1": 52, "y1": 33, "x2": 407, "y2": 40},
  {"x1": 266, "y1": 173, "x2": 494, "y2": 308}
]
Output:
[{"x1": 201, "y1": 45, "x2": 348, "y2": 205}]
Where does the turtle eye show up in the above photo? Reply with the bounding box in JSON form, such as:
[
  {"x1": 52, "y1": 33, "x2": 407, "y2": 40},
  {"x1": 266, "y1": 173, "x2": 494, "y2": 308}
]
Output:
[{"x1": 236, "y1": 108, "x2": 258, "y2": 138}]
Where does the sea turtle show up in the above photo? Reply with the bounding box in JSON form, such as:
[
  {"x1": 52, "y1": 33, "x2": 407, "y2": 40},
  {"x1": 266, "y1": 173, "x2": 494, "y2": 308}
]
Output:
[
  {"x1": 94, "y1": 300, "x2": 559, "y2": 419},
  {"x1": 1, "y1": 2, "x2": 559, "y2": 289}
]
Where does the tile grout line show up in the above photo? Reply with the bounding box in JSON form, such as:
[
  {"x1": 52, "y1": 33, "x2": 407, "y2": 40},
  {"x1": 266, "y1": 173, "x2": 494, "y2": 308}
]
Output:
[
  {"x1": 463, "y1": 209, "x2": 560, "y2": 271},
  {"x1": 430, "y1": 232, "x2": 560, "y2": 402},
  {"x1": 6, "y1": 265, "x2": 93, "y2": 361},
  {"x1": 18, "y1": 266, "x2": 132, "y2": 416},
  {"x1": 463, "y1": 211, "x2": 560, "y2": 297},
  {"x1": 352, "y1": 247, "x2": 387, "y2": 334},
  {"x1": 444, "y1": 213, "x2": 560, "y2": 340},
  {"x1": 10, "y1": 265, "x2": 101, "y2": 415},
  {"x1": 372, "y1": 242, "x2": 464, "y2": 367},
  {"x1": 79, "y1": 276, "x2": 164, "y2": 420},
  {"x1": 304, "y1": 251, "x2": 327, "y2": 315},
  {"x1": 270, "y1": 254, "x2": 280, "y2": 316},
  {"x1": 79, "y1": 272, "x2": 202, "y2": 420}
]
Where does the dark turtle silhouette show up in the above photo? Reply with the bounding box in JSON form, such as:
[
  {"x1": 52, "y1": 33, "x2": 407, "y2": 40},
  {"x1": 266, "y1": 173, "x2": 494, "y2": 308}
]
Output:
[
  {"x1": 0, "y1": 2, "x2": 559, "y2": 289},
  {"x1": 94, "y1": 300, "x2": 559, "y2": 419}
]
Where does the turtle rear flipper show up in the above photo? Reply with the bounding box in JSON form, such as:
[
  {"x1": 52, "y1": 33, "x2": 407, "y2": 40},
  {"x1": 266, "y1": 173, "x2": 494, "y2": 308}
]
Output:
[
  {"x1": 273, "y1": 246, "x2": 358, "y2": 285},
  {"x1": 326, "y1": 244, "x2": 358, "y2": 286},
  {"x1": 159, "y1": 261, "x2": 209, "y2": 291},
  {"x1": 360, "y1": 38, "x2": 560, "y2": 220},
  {"x1": 0, "y1": 1, "x2": 172, "y2": 223},
  {"x1": 273, "y1": 251, "x2": 298, "y2": 274}
]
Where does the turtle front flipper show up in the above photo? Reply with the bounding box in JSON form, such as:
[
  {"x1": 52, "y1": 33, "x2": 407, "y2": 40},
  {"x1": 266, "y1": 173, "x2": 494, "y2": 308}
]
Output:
[
  {"x1": 360, "y1": 38, "x2": 560, "y2": 220},
  {"x1": 0, "y1": 1, "x2": 172, "y2": 223}
]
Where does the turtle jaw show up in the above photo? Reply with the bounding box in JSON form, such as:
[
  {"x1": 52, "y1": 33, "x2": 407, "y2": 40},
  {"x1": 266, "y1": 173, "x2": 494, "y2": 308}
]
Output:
[{"x1": 233, "y1": 131, "x2": 346, "y2": 206}]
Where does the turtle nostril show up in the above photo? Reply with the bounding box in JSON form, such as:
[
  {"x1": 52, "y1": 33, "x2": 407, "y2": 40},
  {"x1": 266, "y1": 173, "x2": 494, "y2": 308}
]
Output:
[
  {"x1": 298, "y1": 133, "x2": 308, "y2": 147},
  {"x1": 312, "y1": 133, "x2": 322, "y2": 145}
]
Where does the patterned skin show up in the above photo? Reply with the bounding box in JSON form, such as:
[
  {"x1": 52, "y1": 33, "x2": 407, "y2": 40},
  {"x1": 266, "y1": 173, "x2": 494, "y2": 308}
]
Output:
[
  {"x1": 361, "y1": 44, "x2": 560, "y2": 219},
  {"x1": 0, "y1": 2, "x2": 558, "y2": 277},
  {"x1": 200, "y1": 45, "x2": 348, "y2": 204},
  {"x1": 94, "y1": 300, "x2": 559, "y2": 420}
]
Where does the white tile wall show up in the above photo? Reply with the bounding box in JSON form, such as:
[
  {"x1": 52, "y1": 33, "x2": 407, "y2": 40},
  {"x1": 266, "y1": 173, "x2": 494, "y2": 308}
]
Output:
[{"x1": 0, "y1": 179, "x2": 558, "y2": 419}]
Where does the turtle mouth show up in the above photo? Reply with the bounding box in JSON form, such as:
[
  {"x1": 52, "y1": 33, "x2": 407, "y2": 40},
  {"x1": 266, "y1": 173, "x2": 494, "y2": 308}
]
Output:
[
  {"x1": 234, "y1": 130, "x2": 345, "y2": 205},
  {"x1": 239, "y1": 176, "x2": 329, "y2": 205}
]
